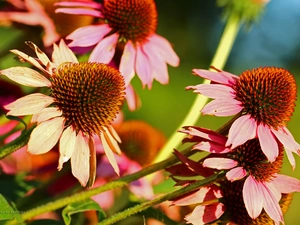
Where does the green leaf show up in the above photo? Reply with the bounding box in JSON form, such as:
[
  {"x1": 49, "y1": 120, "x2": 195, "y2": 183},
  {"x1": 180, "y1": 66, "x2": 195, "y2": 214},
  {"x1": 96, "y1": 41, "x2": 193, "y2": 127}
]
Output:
[
  {"x1": 0, "y1": 194, "x2": 20, "y2": 221},
  {"x1": 27, "y1": 219, "x2": 65, "y2": 225},
  {"x1": 62, "y1": 199, "x2": 106, "y2": 225}
]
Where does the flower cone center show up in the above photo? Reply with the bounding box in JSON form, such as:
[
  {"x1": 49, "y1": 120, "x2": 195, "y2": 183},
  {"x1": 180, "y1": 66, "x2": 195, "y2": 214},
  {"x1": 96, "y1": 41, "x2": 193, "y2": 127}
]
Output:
[
  {"x1": 233, "y1": 67, "x2": 297, "y2": 129},
  {"x1": 51, "y1": 62, "x2": 125, "y2": 135},
  {"x1": 103, "y1": 0, "x2": 157, "y2": 43},
  {"x1": 230, "y1": 139, "x2": 283, "y2": 182}
]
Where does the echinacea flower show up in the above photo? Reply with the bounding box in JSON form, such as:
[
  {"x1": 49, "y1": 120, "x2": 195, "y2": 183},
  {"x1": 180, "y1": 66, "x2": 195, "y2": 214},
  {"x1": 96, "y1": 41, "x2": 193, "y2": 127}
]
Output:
[
  {"x1": 179, "y1": 126, "x2": 300, "y2": 225},
  {"x1": 187, "y1": 66, "x2": 300, "y2": 168},
  {"x1": 0, "y1": 40, "x2": 125, "y2": 186},
  {"x1": 55, "y1": 0, "x2": 180, "y2": 89}
]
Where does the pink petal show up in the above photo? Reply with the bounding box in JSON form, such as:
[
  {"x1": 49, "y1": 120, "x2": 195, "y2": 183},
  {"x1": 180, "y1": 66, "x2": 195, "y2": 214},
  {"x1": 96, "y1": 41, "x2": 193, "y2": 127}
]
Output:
[
  {"x1": 173, "y1": 185, "x2": 223, "y2": 206},
  {"x1": 67, "y1": 24, "x2": 112, "y2": 47},
  {"x1": 257, "y1": 123, "x2": 278, "y2": 162},
  {"x1": 192, "y1": 69, "x2": 238, "y2": 85},
  {"x1": 185, "y1": 203, "x2": 225, "y2": 225},
  {"x1": 182, "y1": 127, "x2": 227, "y2": 145},
  {"x1": 54, "y1": 1, "x2": 102, "y2": 9},
  {"x1": 89, "y1": 33, "x2": 118, "y2": 63},
  {"x1": 52, "y1": 39, "x2": 78, "y2": 66},
  {"x1": 272, "y1": 127, "x2": 300, "y2": 154},
  {"x1": 27, "y1": 117, "x2": 65, "y2": 154},
  {"x1": 148, "y1": 34, "x2": 179, "y2": 67},
  {"x1": 58, "y1": 126, "x2": 76, "y2": 170},
  {"x1": 203, "y1": 158, "x2": 238, "y2": 170},
  {"x1": 135, "y1": 43, "x2": 152, "y2": 88},
  {"x1": 226, "y1": 115, "x2": 257, "y2": 148},
  {"x1": 125, "y1": 84, "x2": 141, "y2": 111},
  {"x1": 55, "y1": 8, "x2": 102, "y2": 17},
  {"x1": 31, "y1": 107, "x2": 62, "y2": 124},
  {"x1": 243, "y1": 176, "x2": 263, "y2": 219},
  {"x1": 226, "y1": 166, "x2": 247, "y2": 181},
  {"x1": 5, "y1": 93, "x2": 53, "y2": 116},
  {"x1": 271, "y1": 174, "x2": 300, "y2": 193},
  {"x1": 285, "y1": 148, "x2": 296, "y2": 170},
  {"x1": 119, "y1": 41, "x2": 136, "y2": 86},
  {"x1": 201, "y1": 99, "x2": 243, "y2": 116},
  {"x1": 187, "y1": 84, "x2": 235, "y2": 99},
  {"x1": 193, "y1": 141, "x2": 231, "y2": 153},
  {"x1": 1, "y1": 67, "x2": 51, "y2": 87},
  {"x1": 71, "y1": 132, "x2": 90, "y2": 186}
]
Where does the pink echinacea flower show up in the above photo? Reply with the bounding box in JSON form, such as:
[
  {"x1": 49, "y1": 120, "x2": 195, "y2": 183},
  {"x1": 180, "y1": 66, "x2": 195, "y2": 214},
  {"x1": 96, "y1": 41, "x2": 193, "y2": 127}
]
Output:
[
  {"x1": 187, "y1": 66, "x2": 300, "y2": 168},
  {"x1": 0, "y1": 40, "x2": 125, "y2": 186}
]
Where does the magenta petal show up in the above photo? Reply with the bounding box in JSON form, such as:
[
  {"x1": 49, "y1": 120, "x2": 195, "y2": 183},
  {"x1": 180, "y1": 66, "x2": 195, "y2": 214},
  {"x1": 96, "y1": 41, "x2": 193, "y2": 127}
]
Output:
[
  {"x1": 226, "y1": 167, "x2": 247, "y2": 181},
  {"x1": 272, "y1": 174, "x2": 300, "y2": 193},
  {"x1": 135, "y1": 43, "x2": 152, "y2": 88},
  {"x1": 193, "y1": 141, "x2": 231, "y2": 154},
  {"x1": 55, "y1": 8, "x2": 102, "y2": 17},
  {"x1": 201, "y1": 99, "x2": 243, "y2": 116},
  {"x1": 182, "y1": 127, "x2": 227, "y2": 145},
  {"x1": 226, "y1": 115, "x2": 257, "y2": 149},
  {"x1": 67, "y1": 24, "x2": 111, "y2": 47},
  {"x1": 243, "y1": 176, "x2": 263, "y2": 219},
  {"x1": 192, "y1": 69, "x2": 238, "y2": 85},
  {"x1": 203, "y1": 158, "x2": 238, "y2": 170},
  {"x1": 119, "y1": 41, "x2": 136, "y2": 86},
  {"x1": 89, "y1": 33, "x2": 118, "y2": 63},
  {"x1": 185, "y1": 203, "x2": 225, "y2": 225},
  {"x1": 257, "y1": 123, "x2": 278, "y2": 162}
]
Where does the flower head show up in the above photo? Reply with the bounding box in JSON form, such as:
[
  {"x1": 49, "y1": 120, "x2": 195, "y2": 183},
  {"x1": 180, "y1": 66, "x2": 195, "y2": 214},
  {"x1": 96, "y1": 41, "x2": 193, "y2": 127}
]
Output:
[
  {"x1": 0, "y1": 40, "x2": 125, "y2": 186},
  {"x1": 187, "y1": 67, "x2": 300, "y2": 168},
  {"x1": 55, "y1": 0, "x2": 180, "y2": 89}
]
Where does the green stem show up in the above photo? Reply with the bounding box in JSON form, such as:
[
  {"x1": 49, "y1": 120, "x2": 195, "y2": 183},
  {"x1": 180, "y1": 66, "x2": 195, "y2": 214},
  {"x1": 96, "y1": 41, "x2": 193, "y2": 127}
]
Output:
[
  {"x1": 0, "y1": 125, "x2": 35, "y2": 159},
  {"x1": 98, "y1": 172, "x2": 226, "y2": 225},
  {"x1": 6, "y1": 147, "x2": 194, "y2": 224},
  {"x1": 152, "y1": 13, "x2": 241, "y2": 164}
]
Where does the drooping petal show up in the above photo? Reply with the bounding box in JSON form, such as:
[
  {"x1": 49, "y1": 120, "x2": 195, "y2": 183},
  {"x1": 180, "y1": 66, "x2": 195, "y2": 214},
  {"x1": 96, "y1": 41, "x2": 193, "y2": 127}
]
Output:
[
  {"x1": 201, "y1": 99, "x2": 243, "y2": 116},
  {"x1": 58, "y1": 126, "x2": 76, "y2": 170},
  {"x1": 67, "y1": 24, "x2": 112, "y2": 48},
  {"x1": 5, "y1": 93, "x2": 53, "y2": 116},
  {"x1": 185, "y1": 203, "x2": 225, "y2": 225},
  {"x1": 1, "y1": 67, "x2": 51, "y2": 87},
  {"x1": 192, "y1": 69, "x2": 238, "y2": 85},
  {"x1": 148, "y1": 34, "x2": 179, "y2": 67},
  {"x1": 52, "y1": 39, "x2": 78, "y2": 66},
  {"x1": 173, "y1": 185, "x2": 223, "y2": 206},
  {"x1": 243, "y1": 176, "x2": 263, "y2": 219},
  {"x1": 27, "y1": 117, "x2": 65, "y2": 154},
  {"x1": 31, "y1": 107, "x2": 62, "y2": 124},
  {"x1": 55, "y1": 8, "x2": 103, "y2": 17},
  {"x1": 203, "y1": 158, "x2": 238, "y2": 170},
  {"x1": 181, "y1": 127, "x2": 227, "y2": 145},
  {"x1": 89, "y1": 33, "x2": 118, "y2": 63},
  {"x1": 193, "y1": 141, "x2": 231, "y2": 153},
  {"x1": 107, "y1": 125, "x2": 121, "y2": 143},
  {"x1": 226, "y1": 167, "x2": 247, "y2": 181},
  {"x1": 187, "y1": 84, "x2": 235, "y2": 99},
  {"x1": 271, "y1": 174, "x2": 300, "y2": 193},
  {"x1": 25, "y1": 41, "x2": 51, "y2": 67},
  {"x1": 272, "y1": 127, "x2": 300, "y2": 154},
  {"x1": 119, "y1": 41, "x2": 136, "y2": 86},
  {"x1": 257, "y1": 123, "x2": 278, "y2": 162},
  {"x1": 125, "y1": 84, "x2": 141, "y2": 111},
  {"x1": 71, "y1": 133, "x2": 90, "y2": 186},
  {"x1": 226, "y1": 115, "x2": 257, "y2": 149},
  {"x1": 285, "y1": 148, "x2": 296, "y2": 170},
  {"x1": 135, "y1": 43, "x2": 152, "y2": 88}
]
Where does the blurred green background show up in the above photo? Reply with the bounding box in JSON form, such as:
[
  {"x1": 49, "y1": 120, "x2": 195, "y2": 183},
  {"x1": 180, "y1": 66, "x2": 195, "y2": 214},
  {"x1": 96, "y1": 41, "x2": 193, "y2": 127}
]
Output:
[{"x1": 0, "y1": 0, "x2": 300, "y2": 224}]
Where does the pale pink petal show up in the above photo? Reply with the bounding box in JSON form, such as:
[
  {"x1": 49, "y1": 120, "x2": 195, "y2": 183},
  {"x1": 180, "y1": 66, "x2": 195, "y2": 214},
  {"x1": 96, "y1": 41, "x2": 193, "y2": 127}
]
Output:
[
  {"x1": 148, "y1": 34, "x2": 179, "y2": 67},
  {"x1": 192, "y1": 69, "x2": 238, "y2": 85},
  {"x1": 261, "y1": 182, "x2": 283, "y2": 225},
  {"x1": 226, "y1": 115, "x2": 257, "y2": 148},
  {"x1": 203, "y1": 158, "x2": 238, "y2": 170},
  {"x1": 186, "y1": 84, "x2": 235, "y2": 99},
  {"x1": 5, "y1": 93, "x2": 53, "y2": 116},
  {"x1": 271, "y1": 174, "x2": 300, "y2": 193},
  {"x1": 52, "y1": 39, "x2": 78, "y2": 66},
  {"x1": 182, "y1": 127, "x2": 227, "y2": 145},
  {"x1": 55, "y1": 8, "x2": 102, "y2": 17},
  {"x1": 135, "y1": 43, "x2": 152, "y2": 88},
  {"x1": 1, "y1": 67, "x2": 51, "y2": 87},
  {"x1": 257, "y1": 123, "x2": 278, "y2": 162},
  {"x1": 99, "y1": 132, "x2": 120, "y2": 175},
  {"x1": 89, "y1": 33, "x2": 118, "y2": 63},
  {"x1": 173, "y1": 185, "x2": 223, "y2": 206},
  {"x1": 185, "y1": 203, "x2": 225, "y2": 225},
  {"x1": 243, "y1": 176, "x2": 263, "y2": 219},
  {"x1": 272, "y1": 127, "x2": 300, "y2": 154},
  {"x1": 193, "y1": 141, "x2": 230, "y2": 153},
  {"x1": 119, "y1": 41, "x2": 136, "y2": 86},
  {"x1": 54, "y1": 1, "x2": 102, "y2": 9},
  {"x1": 71, "y1": 133, "x2": 90, "y2": 186},
  {"x1": 27, "y1": 117, "x2": 65, "y2": 154},
  {"x1": 31, "y1": 107, "x2": 62, "y2": 124},
  {"x1": 125, "y1": 84, "x2": 141, "y2": 111},
  {"x1": 58, "y1": 126, "x2": 76, "y2": 170},
  {"x1": 226, "y1": 167, "x2": 247, "y2": 181},
  {"x1": 201, "y1": 99, "x2": 243, "y2": 116},
  {"x1": 67, "y1": 24, "x2": 112, "y2": 48},
  {"x1": 285, "y1": 149, "x2": 296, "y2": 170}
]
